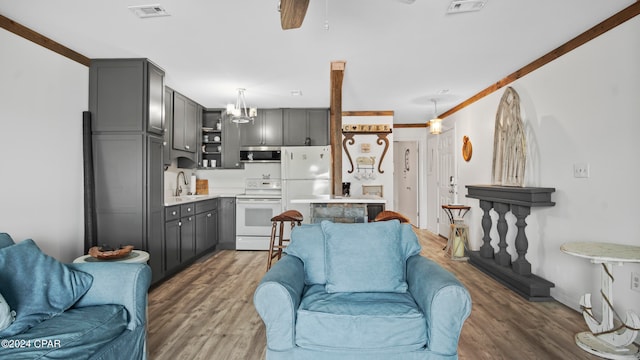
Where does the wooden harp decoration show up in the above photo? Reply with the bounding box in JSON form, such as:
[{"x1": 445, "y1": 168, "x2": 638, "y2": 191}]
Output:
[{"x1": 492, "y1": 87, "x2": 526, "y2": 187}]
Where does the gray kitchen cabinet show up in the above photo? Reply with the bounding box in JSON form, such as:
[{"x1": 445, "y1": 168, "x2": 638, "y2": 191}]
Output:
[
  {"x1": 147, "y1": 135, "x2": 166, "y2": 282},
  {"x1": 163, "y1": 87, "x2": 174, "y2": 166},
  {"x1": 173, "y1": 91, "x2": 198, "y2": 154},
  {"x1": 164, "y1": 204, "x2": 196, "y2": 275},
  {"x1": 89, "y1": 58, "x2": 165, "y2": 285},
  {"x1": 89, "y1": 59, "x2": 164, "y2": 135},
  {"x1": 180, "y1": 204, "x2": 196, "y2": 263},
  {"x1": 195, "y1": 200, "x2": 218, "y2": 253},
  {"x1": 240, "y1": 109, "x2": 283, "y2": 146},
  {"x1": 217, "y1": 197, "x2": 236, "y2": 250},
  {"x1": 164, "y1": 212, "x2": 180, "y2": 272},
  {"x1": 283, "y1": 108, "x2": 329, "y2": 146},
  {"x1": 222, "y1": 114, "x2": 243, "y2": 169}
]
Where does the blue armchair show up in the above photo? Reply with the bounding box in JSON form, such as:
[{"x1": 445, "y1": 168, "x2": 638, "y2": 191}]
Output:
[
  {"x1": 0, "y1": 233, "x2": 151, "y2": 360},
  {"x1": 254, "y1": 221, "x2": 472, "y2": 360}
]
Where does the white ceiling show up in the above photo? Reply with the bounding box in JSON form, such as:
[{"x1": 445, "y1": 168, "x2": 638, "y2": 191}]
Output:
[{"x1": 0, "y1": 0, "x2": 634, "y2": 123}]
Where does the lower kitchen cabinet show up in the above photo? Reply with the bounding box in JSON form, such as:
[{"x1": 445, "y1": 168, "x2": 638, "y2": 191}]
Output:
[
  {"x1": 161, "y1": 200, "x2": 219, "y2": 282},
  {"x1": 195, "y1": 200, "x2": 218, "y2": 253},
  {"x1": 217, "y1": 197, "x2": 236, "y2": 250}
]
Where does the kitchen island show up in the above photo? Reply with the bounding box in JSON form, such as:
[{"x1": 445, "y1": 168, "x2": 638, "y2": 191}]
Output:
[{"x1": 291, "y1": 195, "x2": 386, "y2": 223}]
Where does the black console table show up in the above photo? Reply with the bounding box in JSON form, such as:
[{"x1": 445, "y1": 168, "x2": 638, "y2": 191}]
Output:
[{"x1": 466, "y1": 185, "x2": 556, "y2": 301}]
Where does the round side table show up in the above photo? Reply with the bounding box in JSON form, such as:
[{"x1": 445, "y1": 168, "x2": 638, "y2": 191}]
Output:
[
  {"x1": 73, "y1": 250, "x2": 150, "y2": 264},
  {"x1": 561, "y1": 242, "x2": 640, "y2": 359}
]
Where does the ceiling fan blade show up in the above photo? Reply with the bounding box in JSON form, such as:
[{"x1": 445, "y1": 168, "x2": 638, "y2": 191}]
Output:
[{"x1": 280, "y1": 0, "x2": 310, "y2": 30}]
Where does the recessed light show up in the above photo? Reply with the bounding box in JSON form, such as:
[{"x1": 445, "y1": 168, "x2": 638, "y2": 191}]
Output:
[
  {"x1": 290, "y1": 90, "x2": 303, "y2": 96},
  {"x1": 128, "y1": 4, "x2": 170, "y2": 18}
]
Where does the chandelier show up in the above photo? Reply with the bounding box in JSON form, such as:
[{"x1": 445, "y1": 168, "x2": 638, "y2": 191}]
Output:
[
  {"x1": 226, "y1": 88, "x2": 257, "y2": 124},
  {"x1": 429, "y1": 99, "x2": 442, "y2": 135}
]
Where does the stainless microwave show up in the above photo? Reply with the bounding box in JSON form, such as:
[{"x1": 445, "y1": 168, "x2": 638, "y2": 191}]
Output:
[{"x1": 240, "y1": 146, "x2": 281, "y2": 162}]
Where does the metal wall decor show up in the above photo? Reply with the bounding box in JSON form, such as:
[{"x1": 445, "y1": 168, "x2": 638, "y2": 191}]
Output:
[{"x1": 342, "y1": 124, "x2": 392, "y2": 174}]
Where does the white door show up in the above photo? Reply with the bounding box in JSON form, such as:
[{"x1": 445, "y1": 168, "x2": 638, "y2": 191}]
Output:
[
  {"x1": 393, "y1": 141, "x2": 419, "y2": 225},
  {"x1": 437, "y1": 129, "x2": 455, "y2": 237}
]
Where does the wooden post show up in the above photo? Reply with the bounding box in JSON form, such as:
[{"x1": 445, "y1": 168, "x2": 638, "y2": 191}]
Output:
[{"x1": 330, "y1": 61, "x2": 345, "y2": 196}]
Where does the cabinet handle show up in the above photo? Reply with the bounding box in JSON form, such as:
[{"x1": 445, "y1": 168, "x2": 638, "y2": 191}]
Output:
[
  {"x1": 187, "y1": 207, "x2": 192, "y2": 212},
  {"x1": 163, "y1": 141, "x2": 167, "y2": 146},
  {"x1": 207, "y1": 213, "x2": 212, "y2": 217},
  {"x1": 178, "y1": 221, "x2": 182, "y2": 227},
  {"x1": 188, "y1": 217, "x2": 192, "y2": 221},
  {"x1": 172, "y1": 211, "x2": 177, "y2": 216},
  {"x1": 185, "y1": 145, "x2": 190, "y2": 150}
]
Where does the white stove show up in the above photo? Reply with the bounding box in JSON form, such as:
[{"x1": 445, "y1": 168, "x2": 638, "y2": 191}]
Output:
[{"x1": 236, "y1": 178, "x2": 283, "y2": 250}]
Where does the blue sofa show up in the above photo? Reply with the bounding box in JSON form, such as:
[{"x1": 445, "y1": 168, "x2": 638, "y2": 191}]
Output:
[
  {"x1": 254, "y1": 220, "x2": 472, "y2": 360},
  {"x1": 0, "y1": 233, "x2": 151, "y2": 360}
]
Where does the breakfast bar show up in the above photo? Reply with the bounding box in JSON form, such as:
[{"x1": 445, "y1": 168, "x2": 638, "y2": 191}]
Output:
[{"x1": 291, "y1": 195, "x2": 386, "y2": 223}]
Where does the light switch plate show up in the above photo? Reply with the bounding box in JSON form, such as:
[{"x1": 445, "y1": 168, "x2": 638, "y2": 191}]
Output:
[{"x1": 573, "y1": 163, "x2": 590, "y2": 178}]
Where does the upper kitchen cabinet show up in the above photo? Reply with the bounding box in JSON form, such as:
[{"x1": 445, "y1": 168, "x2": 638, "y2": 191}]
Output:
[
  {"x1": 240, "y1": 109, "x2": 283, "y2": 147},
  {"x1": 283, "y1": 108, "x2": 329, "y2": 146},
  {"x1": 200, "y1": 110, "x2": 243, "y2": 169},
  {"x1": 163, "y1": 87, "x2": 174, "y2": 166},
  {"x1": 172, "y1": 91, "x2": 199, "y2": 154},
  {"x1": 89, "y1": 59, "x2": 164, "y2": 135},
  {"x1": 221, "y1": 114, "x2": 243, "y2": 169}
]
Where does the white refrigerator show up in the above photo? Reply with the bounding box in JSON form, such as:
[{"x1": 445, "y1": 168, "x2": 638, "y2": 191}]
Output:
[{"x1": 281, "y1": 145, "x2": 331, "y2": 224}]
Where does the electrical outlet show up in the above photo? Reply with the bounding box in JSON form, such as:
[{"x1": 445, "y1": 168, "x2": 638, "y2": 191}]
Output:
[
  {"x1": 632, "y1": 272, "x2": 640, "y2": 292},
  {"x1": 573, "y1": 163, "x2": 590, "y2": 178}
]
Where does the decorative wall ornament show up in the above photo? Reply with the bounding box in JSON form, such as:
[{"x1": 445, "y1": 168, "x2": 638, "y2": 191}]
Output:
[
  {"x1": 462, "y1": 136, "x2": 472, "y2": 162},
  {"x1": 492, "y1": 87, "x2": 526, "y2": 187}
]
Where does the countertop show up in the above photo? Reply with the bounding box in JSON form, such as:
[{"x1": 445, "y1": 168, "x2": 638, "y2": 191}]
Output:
[
  {"x1": 164, "y1": 192, "x2": 241, "y2": 207},
  {"x1": 290, "y1": 195, "x2": 386, "y2": 204}
]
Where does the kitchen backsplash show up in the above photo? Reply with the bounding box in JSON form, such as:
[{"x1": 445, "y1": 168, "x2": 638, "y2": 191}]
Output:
[{"x1": 164, "y1": 160, "x2": 281, "y2": 198}]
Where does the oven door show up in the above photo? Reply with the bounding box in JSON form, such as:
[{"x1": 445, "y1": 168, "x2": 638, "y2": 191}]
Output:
[{"x1": 236, "y1": 198, "x2": 283, "y2": 236}]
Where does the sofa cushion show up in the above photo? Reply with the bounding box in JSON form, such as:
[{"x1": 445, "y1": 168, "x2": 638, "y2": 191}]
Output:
[
  {"x1": 0, "y1": 233, "x2": 14, "y2": 249},
  {"x1": 322, "y1": 220, "x2": 409, "y2": 293},
  {"x1": 284, "y1": 224, "x2": 326, "y2": 285},
  {"x1": 0, "y1": 304, "x2": 128, "y2": 358},
  {"x1": 296, "y1": 284, "x2": 427, "y2": 352},
  {"x1": 0, "y1": 239, "x2": 93, "y2": 338}
]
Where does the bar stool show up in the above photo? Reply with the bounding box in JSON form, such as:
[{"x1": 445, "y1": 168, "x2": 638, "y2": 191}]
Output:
[
  {"x1": 446, "y1": 222, "x2": 469, "y2": 260},
  {"x1": 373, "y1": 210, "x2": 411, "y2": 224},
  {"x1": 266, "y1": 210, "x2": 303, "y2": 271}
]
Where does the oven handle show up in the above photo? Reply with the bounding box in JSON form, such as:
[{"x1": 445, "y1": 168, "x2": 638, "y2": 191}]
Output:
[{"x1": 236, "y1": 198, "x2": 282, "y2": 205}]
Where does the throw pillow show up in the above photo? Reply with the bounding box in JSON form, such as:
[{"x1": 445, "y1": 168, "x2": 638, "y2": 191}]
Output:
[
  {"x1": 0, "y1": 292, "x2": 16, "y2": 331},
  {"x1": 284, "y1": 224, "x2": 326, "y2": 285},
  {"x1": 0, "y1": 239, "x2": 93, "y2": 338},
  {"x1": 0, "y1": 233, "x2": 14, "y2": 249},
  {"x1": 322, "y1": 220, "x2": 407, "y2": 293}
]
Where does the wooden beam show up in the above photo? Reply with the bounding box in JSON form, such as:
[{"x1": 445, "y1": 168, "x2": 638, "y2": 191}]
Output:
[
  {"x1": 439, "y1": 1, "x2": 640, "y2": 119},
  {"x1": 394, "y1": 123, "x2": 428, "y2": 128},
  {"x1": 330, "y1": 61, "x2": 346, "y2": 196},
  {"x1": 0, "y1": 14, "x2": 91, "y2": 67},
  {"x1": 342, "y1": 110, "x2": 394, "y2": 117},
  {"x1": 280, "y1": 0, "x2": 310, "y2": 30}
]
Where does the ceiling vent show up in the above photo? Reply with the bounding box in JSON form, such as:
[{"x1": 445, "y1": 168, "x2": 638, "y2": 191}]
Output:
[
  {"x1": 447, "y1": 0, "x2": 487, "y2": 14},
  {"x1": 128, "y1": 4, "x2": 170, "y2": 18}
]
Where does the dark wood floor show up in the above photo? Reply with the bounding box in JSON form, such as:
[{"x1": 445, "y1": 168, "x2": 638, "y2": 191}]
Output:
[{"x1": 147, "y1": 229, "x2": 601, "y2": 359}]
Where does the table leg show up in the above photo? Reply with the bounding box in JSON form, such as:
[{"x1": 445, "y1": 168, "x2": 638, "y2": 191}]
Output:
[{"x1": 575, "y1": 261, "x2": 640, "y2": 359}]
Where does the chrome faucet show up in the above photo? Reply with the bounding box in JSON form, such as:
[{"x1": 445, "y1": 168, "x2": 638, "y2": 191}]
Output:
[{"x1": 175, "y1": 171, "x2": 189, "y2": 196}]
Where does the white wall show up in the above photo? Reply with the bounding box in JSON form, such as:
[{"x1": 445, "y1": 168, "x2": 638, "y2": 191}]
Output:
[
  {"x1": 439, "y1": 16, "x2": 640, "y2": 322},
  {"x1": 0, "y1": 29, "x2": 88, "y2": 262}
]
